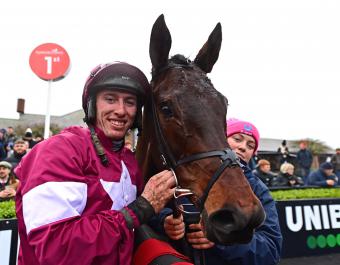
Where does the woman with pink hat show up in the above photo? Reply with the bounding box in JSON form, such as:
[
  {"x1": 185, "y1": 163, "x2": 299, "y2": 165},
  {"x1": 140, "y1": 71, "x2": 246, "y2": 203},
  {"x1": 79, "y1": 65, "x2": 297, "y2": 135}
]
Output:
[{"x1": 162, "y1": 118, "x2": 282, "y2": 265}]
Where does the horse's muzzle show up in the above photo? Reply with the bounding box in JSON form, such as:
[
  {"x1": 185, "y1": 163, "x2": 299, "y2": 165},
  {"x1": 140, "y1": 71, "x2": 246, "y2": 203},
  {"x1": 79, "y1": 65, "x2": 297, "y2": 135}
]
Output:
[{"x1": 203, "y1": 204, "x2": 265, "y2": 245}]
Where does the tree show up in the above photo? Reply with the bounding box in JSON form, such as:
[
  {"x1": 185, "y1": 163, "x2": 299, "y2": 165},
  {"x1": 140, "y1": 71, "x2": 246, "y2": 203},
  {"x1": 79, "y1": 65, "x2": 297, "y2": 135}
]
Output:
[
  {"x1": 14, "y1": 123, "x2": 61, "y2": 139},
  {"x1": 292, "y1": 138, "x2": 332, "y2": 155}
]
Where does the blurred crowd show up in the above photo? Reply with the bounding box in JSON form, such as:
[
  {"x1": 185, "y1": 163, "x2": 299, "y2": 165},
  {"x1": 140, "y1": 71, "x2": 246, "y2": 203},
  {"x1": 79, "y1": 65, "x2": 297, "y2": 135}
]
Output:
[
  {"x1": 252, "y1": 140, "x2": 339, "y2": 189},
  {"x1": 1, "y1": 124, "x2": 339, "y2": 202},
  {"x1": 0, "y1": 126, "x2": 42, "y2": 201}
]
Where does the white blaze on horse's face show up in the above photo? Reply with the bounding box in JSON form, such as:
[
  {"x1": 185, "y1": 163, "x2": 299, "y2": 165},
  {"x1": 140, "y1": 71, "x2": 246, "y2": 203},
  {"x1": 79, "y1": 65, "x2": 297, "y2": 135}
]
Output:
[{"x1": 95, "y1": 90, "x2": 137, "y2": 140}]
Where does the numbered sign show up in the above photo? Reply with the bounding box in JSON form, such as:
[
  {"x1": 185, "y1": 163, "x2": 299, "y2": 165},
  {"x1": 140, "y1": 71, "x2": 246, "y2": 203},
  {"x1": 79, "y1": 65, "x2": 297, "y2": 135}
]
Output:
[{"x1": 29, "y1": 43, "x2": 70, "y2": 81}]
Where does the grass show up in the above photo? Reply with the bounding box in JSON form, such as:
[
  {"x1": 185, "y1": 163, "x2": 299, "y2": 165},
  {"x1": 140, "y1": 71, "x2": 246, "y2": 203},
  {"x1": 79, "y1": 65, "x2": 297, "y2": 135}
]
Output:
[
  {"x1": 270, "y1": 188, "x2": 340, "y2": 201},
  {"x1": 0, "y1": 200, "x2": 16, "y2": 219}
]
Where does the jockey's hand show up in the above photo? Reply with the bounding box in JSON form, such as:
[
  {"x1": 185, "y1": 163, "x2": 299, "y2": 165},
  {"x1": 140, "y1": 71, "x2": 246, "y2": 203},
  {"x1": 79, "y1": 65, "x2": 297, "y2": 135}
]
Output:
[
  {"x1": 164, "y1": 214, "x2": 185, "y2": 240},
  {"x1": 141, "y1": 170, "x2": 176, "y2": 214},
  {"x1": 186, "y1": 223, "x2": 215, "y2": 250}
]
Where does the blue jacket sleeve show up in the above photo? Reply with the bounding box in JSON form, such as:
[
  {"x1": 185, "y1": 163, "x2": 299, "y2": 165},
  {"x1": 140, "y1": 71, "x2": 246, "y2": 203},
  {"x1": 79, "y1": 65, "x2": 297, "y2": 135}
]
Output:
[
  {"x1": 307, "y1": 171, "x2": 328, "y2": 187},
  {"x1": 209, "y1": 170, "x2": 282, "y2": 265},
  {"x1": 148, "y1": 207, "x2": 173, "y2": 235}
]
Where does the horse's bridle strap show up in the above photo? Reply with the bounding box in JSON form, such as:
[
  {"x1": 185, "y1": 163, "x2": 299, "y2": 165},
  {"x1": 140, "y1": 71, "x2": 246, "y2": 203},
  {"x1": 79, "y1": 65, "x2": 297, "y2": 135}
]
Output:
[
  {"x1": 176, "y1": 150, "x2": 239, "y2": 167},
  {"x1": 174, "y1": 148, "x2": 241, "y2": 213},
  {"x1": 197, "y1": 155, "x2": 238, "y2": 212}
]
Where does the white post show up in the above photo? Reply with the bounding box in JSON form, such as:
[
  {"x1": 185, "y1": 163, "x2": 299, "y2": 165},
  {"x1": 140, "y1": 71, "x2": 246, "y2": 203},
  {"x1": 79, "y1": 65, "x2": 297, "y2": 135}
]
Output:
[{"x1": 44, "y1": 80, "x2": 52, "y2": 139}]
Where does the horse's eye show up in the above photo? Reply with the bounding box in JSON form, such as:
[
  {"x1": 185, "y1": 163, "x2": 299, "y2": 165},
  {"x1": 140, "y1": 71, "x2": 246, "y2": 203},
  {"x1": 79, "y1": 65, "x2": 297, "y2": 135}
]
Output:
[{"x1": 160, "y1": 103, "x2": 173, "y2": 118}]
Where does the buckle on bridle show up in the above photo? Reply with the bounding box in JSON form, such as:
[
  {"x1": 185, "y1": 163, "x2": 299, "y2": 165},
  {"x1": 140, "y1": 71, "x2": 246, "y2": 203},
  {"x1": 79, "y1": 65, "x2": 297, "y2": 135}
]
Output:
[{"x1": 174, "y1": 188, "x2": 200, "y2": 215}]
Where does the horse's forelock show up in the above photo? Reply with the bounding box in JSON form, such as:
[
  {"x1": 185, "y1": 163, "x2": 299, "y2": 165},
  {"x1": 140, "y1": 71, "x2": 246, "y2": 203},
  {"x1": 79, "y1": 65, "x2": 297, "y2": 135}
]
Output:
[{"x1": 169, "y1": 54, "x2": 191, "y2": 65}]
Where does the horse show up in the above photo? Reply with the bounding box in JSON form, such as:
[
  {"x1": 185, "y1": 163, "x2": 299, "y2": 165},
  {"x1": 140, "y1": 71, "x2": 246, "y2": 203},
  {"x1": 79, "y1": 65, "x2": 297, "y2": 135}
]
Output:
[{"x1": 136, "y1": 14, "x2": 265, "y2": 246}]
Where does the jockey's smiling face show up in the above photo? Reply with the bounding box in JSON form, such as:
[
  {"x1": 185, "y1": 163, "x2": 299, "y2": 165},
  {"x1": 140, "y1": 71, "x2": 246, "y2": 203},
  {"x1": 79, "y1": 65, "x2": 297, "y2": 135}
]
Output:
[{"x1": 95, "y1": 90, "x2": 137, "y2": 140}]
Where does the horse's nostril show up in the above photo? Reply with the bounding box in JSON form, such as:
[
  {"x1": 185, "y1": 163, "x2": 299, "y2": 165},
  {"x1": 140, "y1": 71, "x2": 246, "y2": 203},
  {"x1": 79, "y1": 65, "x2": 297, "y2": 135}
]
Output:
[
  {"x1": 209, "y1": 209, "x2": 235, "y2": 230},
  {"x1": 204, "y1": 208, "x2": 256, "y2": 245}
]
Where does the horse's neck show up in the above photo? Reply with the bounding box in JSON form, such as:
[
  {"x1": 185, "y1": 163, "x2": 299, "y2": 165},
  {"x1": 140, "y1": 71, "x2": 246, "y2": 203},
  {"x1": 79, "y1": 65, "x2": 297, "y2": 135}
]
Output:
[{"x1": 136, "y1": 106, "x2": 161, "y2": 181}]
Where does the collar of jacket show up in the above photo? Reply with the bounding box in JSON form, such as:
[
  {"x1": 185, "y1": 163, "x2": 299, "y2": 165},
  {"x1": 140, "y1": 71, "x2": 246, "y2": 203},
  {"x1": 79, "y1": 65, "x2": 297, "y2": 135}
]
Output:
[{"x1": 93, "y1": 127, "x2": 124, "y2": 152}]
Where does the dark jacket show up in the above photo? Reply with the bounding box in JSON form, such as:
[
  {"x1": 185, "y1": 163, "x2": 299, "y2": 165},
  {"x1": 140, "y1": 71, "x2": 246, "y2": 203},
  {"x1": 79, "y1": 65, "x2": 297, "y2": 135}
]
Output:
[
  {"x1": 306, "y1": 169, "x2": 339, "y2": 187},
  {"x1": 252, "y1": 168, "x2": 277, "y2": 187},
  {"x1": 5, "y1": 151, "x2": 27, "y2": 169},
  {"x1": 331, "y1": 154, "x2": 340, "y2": 172},
  {"x1": 5, "y1": 134, "x2": 18, "y2": 151},
  {"x1": 296, "y1": 149, "x2": 313, "y2": 169},
  {"x1": 152, "y1": 162, "x2": 282, "y2": 265},
  {"x1": 0, "y1": 139, "x2": 6, "y2": 160},
  {"x1": 275, "y1": 173, "x2": 304, "y2": 187}
]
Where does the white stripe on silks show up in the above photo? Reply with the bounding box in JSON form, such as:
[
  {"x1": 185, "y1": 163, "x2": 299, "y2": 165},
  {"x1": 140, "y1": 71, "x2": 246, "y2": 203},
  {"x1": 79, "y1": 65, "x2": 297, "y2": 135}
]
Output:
[
  {"x1": 23, "y1": 181, "x2": 87, "y2": 234},
  {"x1": 100, "y1": 161, "x2": 137, "y2": 211}
]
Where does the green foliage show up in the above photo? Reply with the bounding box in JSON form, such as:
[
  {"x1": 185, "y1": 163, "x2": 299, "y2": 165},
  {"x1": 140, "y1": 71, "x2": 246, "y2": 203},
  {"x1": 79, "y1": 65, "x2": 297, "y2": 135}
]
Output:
[
  {"x1": 291, "y1": 138, "x2": 332, "y2": 155},
  {"x1": 14, "y1": 123, "x2": 61, "y2": 138},
  {"x1": 271, "y1": 188, "x2": 340, "y2": 201},
  {"x1": 0, "y1": 200, "x2": 16, "y2": 219}
]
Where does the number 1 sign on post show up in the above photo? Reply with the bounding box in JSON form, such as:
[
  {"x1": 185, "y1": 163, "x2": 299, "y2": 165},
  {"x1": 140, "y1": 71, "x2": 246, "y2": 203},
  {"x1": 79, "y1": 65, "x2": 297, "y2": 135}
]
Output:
[{"x1": 29, "y1": 43, "x2": 70, "y2": 139}]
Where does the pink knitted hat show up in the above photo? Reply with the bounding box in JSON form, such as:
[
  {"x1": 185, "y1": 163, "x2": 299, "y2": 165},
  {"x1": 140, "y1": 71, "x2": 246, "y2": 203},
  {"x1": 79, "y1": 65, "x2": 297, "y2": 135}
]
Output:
[{"x1": 226, "y1": 118, "x2": 260, "y2": 152}]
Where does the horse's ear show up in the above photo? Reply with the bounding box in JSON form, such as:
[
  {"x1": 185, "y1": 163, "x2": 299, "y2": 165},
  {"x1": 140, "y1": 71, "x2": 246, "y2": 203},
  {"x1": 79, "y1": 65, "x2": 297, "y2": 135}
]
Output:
[
  {"x1": 150, "y1": 14, "x2": 172, "y2": 73},
  {"x1": 194, "y1": 23, "x2": 222, "y2": 73}
]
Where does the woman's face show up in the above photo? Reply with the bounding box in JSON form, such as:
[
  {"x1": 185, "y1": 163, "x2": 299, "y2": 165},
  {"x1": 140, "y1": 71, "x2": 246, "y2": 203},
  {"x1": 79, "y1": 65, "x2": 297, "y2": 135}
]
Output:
[
  {"x1": 227, "y1": 133, "x2": 256, "y2": 163},
  {"x1": 261, "y1": 164, "x2": 271, "y2": 173},
  {"x1": 287, "y1": 167, "x2": 294, "y2": 175}
]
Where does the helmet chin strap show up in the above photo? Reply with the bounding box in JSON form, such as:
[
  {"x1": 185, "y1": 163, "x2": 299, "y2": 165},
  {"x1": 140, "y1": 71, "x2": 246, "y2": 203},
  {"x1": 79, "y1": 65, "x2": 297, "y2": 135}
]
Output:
[
  {"x1": 89, "y1": 126, "x2": 126, "y2": 166},
  {"x1": 89, "y1": 126, "x2": 109, "y2": 167}
]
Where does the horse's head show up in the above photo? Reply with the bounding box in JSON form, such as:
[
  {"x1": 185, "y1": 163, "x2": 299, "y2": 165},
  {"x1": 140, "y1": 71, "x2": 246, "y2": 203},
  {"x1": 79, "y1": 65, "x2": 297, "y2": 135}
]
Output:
[{"x1": 137, "y1": 14, "x2": 265, "y2": 245}]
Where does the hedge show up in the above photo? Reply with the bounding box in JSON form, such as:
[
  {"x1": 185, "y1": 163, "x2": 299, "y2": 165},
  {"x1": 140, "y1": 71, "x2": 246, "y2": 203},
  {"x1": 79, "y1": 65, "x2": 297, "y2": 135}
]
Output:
[
  {"x1": 0, "y1": 200, "x2": 16, "y2": 219},
  {"x1": 1, "y1": 189, "x2": 340, "y2": 219},
  {"x1": 270, "y1": 188, "x2": 340, "y2": 201}
]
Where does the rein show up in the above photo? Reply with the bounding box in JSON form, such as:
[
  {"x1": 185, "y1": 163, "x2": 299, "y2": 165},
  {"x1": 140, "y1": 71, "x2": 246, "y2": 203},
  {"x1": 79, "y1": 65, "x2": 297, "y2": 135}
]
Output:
[{"x1": 150, "y1": 63, "x2": 242, "y2": 215}]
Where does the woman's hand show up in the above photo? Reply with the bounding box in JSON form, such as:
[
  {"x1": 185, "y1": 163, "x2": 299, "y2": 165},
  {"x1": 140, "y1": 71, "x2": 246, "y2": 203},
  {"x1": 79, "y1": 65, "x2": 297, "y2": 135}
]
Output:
[
  {"x1": 186, "y1": 223, "x2": 215, "y2": 249},
  {"x1": 164, "y1": 214, "x2": 185, "y2": 240}
]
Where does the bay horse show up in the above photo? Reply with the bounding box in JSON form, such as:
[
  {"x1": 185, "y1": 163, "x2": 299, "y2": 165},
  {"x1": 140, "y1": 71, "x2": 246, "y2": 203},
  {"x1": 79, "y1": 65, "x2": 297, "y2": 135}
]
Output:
[{"x1": 136, "y1": 14, "x2": 265, "y2": 245}]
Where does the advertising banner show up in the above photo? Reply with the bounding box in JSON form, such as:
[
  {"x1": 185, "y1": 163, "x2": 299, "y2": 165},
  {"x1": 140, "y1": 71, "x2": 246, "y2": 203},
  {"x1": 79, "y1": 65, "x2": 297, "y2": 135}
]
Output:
[{"x1": 276, "y1": 198, "x2": 340, "y2": 258}]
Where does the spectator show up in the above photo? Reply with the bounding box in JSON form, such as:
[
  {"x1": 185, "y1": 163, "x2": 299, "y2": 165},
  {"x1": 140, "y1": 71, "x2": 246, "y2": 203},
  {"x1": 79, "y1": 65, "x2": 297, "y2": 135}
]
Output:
[
  {"x1": 23, "y1": 128, "x2": 38, "y2": 149},
  {"x1": 277, "y1": 140, "x2": 290, "y2": 164},
  {"x1": 252, "y1": 159, "x2": 277, "y2": 187},
  {"x1": 5, "y1": 126, "x2": 18, "y2": 158},
  {"x1": 34, "y1": 134, "x2": 44, "y2": 143},
  {"x1": 306, "y1": 162, "x2": 338, "y2": 187},
  {"x1": 331, "y1": 148, "x2": 340, "y2": 178},
  {"x1": 296, "y1": 140, "x2": 313, "y2": 183},
  {"x1": 0, "y1": 129, "x2": 7, "y2": 160},
  {"x1": 0, "y1": 161, "x2": 19, "y2": 201},
  {"x1": 5, "y1": 139, "x2": 28, "y2": 169},
  {"x1": 275, "y1": 163, "x2": 303, "y2": 187}
]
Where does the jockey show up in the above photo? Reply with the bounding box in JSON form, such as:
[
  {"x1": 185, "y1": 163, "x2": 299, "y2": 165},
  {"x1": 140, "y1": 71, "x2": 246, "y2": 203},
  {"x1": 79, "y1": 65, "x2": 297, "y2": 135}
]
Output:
[
  {"x1": 15, "y1": 62, "x2": 176, "y2": 265},
  {"x1": 161, "y1": 118, "x2": 282, "y2": 265}
]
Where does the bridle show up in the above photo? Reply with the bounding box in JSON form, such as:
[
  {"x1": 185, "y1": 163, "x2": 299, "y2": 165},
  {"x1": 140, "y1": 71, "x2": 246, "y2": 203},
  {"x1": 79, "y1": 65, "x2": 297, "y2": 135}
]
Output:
[{"x1": 150, "y1": 62, "x2": 242, "y2": 215}]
